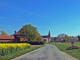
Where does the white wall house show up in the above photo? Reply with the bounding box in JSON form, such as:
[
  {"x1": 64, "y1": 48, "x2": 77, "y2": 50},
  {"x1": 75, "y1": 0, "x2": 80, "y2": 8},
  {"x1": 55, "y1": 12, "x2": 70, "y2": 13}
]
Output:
[{"x1": 55, "y1": 37, "x2": 63, "y2": 42}]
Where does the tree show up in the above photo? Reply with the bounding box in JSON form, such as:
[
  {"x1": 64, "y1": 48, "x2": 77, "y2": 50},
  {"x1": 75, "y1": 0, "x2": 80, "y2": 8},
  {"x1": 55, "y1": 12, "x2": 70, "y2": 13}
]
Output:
[
  {"x1": 36, "y1": 33, "x2": 43, "y2": 41},
  {"x1": 20, "y1": 24, "x2": 38, "y2": 41},
  {"x1": 0, "y1": 30, "x2": 8, "y2": 36},
  {"x1": 63, "y1": 36, "x2": 73, "y2": 42},
  {"x1": 63, "y1": 38, "x2": 67, "y2": 42}
]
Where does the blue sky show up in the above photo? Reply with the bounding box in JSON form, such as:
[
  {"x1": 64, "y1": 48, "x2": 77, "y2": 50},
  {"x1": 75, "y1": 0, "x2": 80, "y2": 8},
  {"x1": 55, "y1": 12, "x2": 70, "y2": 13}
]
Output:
[{"x1": 0, "y1": 0, "x2": 80, "y2": 37}]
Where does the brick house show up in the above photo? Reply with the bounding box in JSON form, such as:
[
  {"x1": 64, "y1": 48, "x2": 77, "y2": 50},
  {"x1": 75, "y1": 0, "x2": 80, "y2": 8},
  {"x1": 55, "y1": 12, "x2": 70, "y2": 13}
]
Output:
[
  {"x1": 0, "y1": 31, "x2": 27, "y2": 43},
  {"x1": 0, "y1": 36, "x2": 15, "y2": 42}
]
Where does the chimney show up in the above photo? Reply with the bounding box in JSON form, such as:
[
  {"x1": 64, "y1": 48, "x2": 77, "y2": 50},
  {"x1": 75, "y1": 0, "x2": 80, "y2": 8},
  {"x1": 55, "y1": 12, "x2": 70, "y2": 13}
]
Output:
[{"x1": 15, "y1": 30, "x2": 16, "y2": 34}]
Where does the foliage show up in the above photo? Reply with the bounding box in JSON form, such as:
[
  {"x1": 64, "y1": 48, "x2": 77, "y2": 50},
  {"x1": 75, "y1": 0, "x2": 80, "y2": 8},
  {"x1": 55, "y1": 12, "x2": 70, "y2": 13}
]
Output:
[
  {"x1": 19, "y1": 41, "x2": 45, "y2": 45},
  {"x1": 20, "y1": 24, "x2": 38, "y2": 41},
  {"x1": 0, "y1": 30, "x2": 8, "y2": 36},
  {"x1": 36, "y1": 33, "x2": 43, "y2": 41},
  {"x1": 63, "y1": 36, "x2": 73, "y2": 42},
  {"x1": 0, "y1": 43, "x2": 30, "y2": 56},
  {"x1": 63, "y1": 38, "x2": 67, "y2": 42}
]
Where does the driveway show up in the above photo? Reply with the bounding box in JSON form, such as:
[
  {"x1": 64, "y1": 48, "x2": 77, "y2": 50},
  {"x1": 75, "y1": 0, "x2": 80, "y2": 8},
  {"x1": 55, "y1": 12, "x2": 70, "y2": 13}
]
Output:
[{"x1": 12, "y1": 44, "x2": 78, "y2": 60}]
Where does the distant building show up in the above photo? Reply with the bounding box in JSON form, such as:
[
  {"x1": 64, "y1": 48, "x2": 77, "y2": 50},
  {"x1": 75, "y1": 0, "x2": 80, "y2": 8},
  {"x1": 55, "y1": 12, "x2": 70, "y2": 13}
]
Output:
[
  {"x1": 54, "y1": 37, "x2": 57, "y2": 41},
  {"x1": 50, "y1": 37, "x2": 57, "y2": 42},
  {"x1": 41, "y1": 31, "x2": 51, "y2": 42},
  {"x1": 72, "y1": 36, "x2": 79, "y2": 41},
  {"x1": 51, "y1": 38, "x2": 54, "y2": 42},
  {"x1": 68, "y1": 39, "x2": 77, "y2": 42},
  {"x1": 55, "y1": 37, "x2": 64, "y2": 42}
]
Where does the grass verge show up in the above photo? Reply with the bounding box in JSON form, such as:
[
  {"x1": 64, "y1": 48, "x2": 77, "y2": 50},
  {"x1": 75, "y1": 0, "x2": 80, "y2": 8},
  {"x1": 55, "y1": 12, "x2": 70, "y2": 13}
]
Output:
[
  {"x1": 48, "y1": 42, "x2": 80, "y2": 60},
  {"x1": 0, "y1": 45, "x2": 45, "y2": 60}
]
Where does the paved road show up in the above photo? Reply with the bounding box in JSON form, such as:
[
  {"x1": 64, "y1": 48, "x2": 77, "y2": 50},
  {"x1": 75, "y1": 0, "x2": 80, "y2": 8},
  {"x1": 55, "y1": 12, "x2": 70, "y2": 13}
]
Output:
[{"x1": 12, "y1": 44, "x2": 78, "y2": 60}]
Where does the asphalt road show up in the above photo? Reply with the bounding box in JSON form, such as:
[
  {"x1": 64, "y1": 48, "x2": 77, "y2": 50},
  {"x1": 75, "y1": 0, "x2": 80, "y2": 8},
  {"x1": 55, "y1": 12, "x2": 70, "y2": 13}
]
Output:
[{"x1": 12, "y1": 44, "x2": 78, "y2": 60}]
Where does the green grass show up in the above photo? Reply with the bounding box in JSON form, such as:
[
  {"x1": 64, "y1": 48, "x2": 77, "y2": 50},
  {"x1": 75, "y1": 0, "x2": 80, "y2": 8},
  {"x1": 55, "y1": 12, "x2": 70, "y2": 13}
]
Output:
[
  {"x1": 0, "y1": 45, "x2": 45, "y2": 60},
  {"x1": 48, "y1": 42, "x2": 80, "y2": 60}
]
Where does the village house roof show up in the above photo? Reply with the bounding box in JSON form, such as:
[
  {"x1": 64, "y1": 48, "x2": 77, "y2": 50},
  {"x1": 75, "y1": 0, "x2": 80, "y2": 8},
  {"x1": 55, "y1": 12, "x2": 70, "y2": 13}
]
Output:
[
  {"x1": 15, "y1": 31, "x2": 20, "y2": 35},
  {"x1": 41, "y1": 35, "x2": 48, "y2": 38},
  {"x1": 0, "y1": 36, "x2": 14, "y2": 39},
  {"x1": 12, "y1": 30, "x2": 21, "y2": 36}
]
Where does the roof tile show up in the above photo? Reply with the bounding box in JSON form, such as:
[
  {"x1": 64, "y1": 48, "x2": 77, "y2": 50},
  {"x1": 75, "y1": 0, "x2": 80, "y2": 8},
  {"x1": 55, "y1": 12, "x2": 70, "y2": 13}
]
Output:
[{"x1": 0, "y1": 36, "x2": 14, "y2": 39}]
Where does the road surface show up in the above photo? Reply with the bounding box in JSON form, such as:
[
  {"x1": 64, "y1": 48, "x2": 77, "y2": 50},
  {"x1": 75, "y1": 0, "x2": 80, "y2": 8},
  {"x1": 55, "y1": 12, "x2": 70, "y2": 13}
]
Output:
[{"x1": 12, "y1": 44, "x2": 78, "y2": 60}]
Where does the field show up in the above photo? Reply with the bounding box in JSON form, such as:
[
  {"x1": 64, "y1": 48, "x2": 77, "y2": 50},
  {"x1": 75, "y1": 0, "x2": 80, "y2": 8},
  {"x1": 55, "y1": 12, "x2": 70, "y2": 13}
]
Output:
[{"x1": 48, "y1": 42, "x2": 80, "y2": 60}]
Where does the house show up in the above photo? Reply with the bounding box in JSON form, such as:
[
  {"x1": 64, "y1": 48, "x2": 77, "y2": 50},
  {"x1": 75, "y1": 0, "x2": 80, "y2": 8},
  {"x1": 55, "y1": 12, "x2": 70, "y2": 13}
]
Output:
[
  {"x1": 0, "y1": 35, "x2": 15, "y2": 42},
  {"x1": 54, "y1": 34, "x2": 69, "y2": 42},
  {"x1": 54, "y1": 36, "x2": 66, "y2": 42},
  {"x1": 13, "y1": 30, "x2": 28, "y2": 42},
  {"x1": 51, "y1": 38, "x2": 54, "y2": 42},
  {"x1": 55, "y1": 37, "x2": 64, "y2": 42},
  {"x1": 51, "y1": 37, "x2": 57, "y2": 42},
  {"x1": 0, "y1": 31, "x2": 27, "y2": 43},
  {"x1": 68, "y1": 39, "x2": 77, "y2": 42},
  {"x1": 54, "y1": 37, "x2": 57, "y2": 41},
  {"x1": 41, "y1": 31, "x2": 51, "y2": 42},
  {"x1": 73, "y1": 36, "x2": 78, "y2": 41}
]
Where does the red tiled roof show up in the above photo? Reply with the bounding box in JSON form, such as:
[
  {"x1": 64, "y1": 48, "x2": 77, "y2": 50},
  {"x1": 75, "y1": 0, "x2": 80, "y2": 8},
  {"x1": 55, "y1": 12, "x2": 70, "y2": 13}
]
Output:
[{"x1": 0, "y1": 36, "x2": 14, "y2": 39}]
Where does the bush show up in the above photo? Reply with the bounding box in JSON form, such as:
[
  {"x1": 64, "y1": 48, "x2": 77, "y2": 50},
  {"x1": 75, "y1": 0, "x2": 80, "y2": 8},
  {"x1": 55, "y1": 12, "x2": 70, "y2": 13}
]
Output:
[
  {"x1": 19, "y1": 41, "x2": 45, "y2": 45},
  {"x1": 66, "y1": 46, "x2": 79, "y2": 50}
]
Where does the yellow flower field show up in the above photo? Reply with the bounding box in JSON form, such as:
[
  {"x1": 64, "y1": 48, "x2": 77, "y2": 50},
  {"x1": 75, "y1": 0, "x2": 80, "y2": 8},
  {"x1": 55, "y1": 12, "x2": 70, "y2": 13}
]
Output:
[{"x1": 0, "y1": 43, "x2": 31, "y2": 56}]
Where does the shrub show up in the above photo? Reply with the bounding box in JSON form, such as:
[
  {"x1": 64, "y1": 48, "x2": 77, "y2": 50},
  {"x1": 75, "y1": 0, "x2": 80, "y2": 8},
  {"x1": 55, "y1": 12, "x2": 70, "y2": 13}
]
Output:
[
  {"x1": 19, "y1": 41, "x2": 45, "y2": 45},
  {"x1": 66, "y1": 46, "x2": 79, "y2": 50}
]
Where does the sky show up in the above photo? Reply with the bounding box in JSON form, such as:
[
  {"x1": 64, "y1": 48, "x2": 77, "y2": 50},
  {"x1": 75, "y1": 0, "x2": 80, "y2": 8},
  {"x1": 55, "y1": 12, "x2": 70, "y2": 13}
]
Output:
[{"x1": 0, "y1": 0, "x2": 80, "y2": 37}]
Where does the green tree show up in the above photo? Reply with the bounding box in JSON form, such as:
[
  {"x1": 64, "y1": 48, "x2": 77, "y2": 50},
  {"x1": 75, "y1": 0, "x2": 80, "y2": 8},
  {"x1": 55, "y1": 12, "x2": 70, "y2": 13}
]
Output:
[
  {"x1": 0, "y1": 30, "x2": 8, "y2": 36},
  {"x1": 20, "y1": 24, "x2": 38, "y2": 41}
]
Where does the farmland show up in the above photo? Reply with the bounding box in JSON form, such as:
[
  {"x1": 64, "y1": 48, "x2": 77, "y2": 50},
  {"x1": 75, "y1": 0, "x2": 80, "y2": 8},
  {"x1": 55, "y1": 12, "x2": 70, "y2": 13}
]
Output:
[{"x1": 0, "y1": 43, "x2": 31, "y2": 56}]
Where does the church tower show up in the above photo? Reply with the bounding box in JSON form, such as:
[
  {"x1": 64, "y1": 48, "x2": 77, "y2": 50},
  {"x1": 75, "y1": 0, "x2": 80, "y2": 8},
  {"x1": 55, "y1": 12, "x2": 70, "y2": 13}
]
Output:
[
  {"x1": 48, "y1": 30, "x2": 51, "y2": 38},
  {"x1": 48, "y1": 30, "x2": 51, "y2": 42}
]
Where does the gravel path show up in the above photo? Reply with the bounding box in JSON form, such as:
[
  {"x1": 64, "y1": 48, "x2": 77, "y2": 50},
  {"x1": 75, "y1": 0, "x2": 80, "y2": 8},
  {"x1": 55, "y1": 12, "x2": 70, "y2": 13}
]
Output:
[{"x1": 12, "y1": 44, "x2": 78, "y2": 60}]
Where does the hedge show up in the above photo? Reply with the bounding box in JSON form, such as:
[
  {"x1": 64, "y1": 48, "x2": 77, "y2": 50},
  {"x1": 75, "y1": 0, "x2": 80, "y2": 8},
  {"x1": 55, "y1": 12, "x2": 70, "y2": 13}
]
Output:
[{"x1": 18, "y1": 41, "x2": 45, "y2": 45}]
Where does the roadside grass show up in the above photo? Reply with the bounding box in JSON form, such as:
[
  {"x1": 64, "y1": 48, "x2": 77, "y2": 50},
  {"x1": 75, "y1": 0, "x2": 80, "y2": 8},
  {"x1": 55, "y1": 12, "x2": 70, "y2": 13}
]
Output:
[
  {"x1": 48, "y1": 42, "x2": 80, "y2": 60},
  {"x1": 0, "y1": 45, "x2": 45, "y2": 60}
]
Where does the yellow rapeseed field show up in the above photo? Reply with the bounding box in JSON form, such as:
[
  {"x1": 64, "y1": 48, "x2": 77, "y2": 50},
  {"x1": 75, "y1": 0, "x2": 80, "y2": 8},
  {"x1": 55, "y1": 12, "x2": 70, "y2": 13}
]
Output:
[{"x1": 0, "y1": 43, "x2": 31, "y2": 56}]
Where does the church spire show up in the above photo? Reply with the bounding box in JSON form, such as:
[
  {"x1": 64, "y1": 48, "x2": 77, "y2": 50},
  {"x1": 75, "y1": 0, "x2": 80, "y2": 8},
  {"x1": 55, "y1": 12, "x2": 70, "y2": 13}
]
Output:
[{"x1": 48, "y1": 30, "x2": 51, "y2": 38}]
